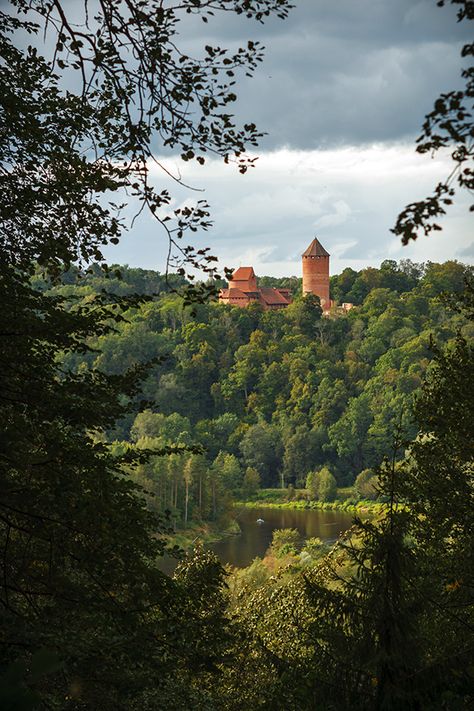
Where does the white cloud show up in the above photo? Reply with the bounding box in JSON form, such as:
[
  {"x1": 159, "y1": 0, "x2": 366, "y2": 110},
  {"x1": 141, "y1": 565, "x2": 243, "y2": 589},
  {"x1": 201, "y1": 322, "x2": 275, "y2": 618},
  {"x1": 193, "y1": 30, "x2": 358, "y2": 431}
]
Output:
[{"x1": 105, "y1": 144, "x2": 472, "y2": 277}]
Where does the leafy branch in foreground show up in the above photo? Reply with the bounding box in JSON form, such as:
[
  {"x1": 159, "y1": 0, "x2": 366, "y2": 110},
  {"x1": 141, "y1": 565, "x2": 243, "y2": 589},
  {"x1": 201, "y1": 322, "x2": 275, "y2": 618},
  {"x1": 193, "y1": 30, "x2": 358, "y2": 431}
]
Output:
[
  {"x1": 4, "y1": 0, "x2": 293, "y2": 290},
  {"x1": 0, "y1": 263, "x2": 237, "y2": 709},
  {"x1": 392, "y1": 0, "x2": 473, "y2": 244},
  {"x1": 1, "y1": 2, "x2": 296, "y2": 705}
]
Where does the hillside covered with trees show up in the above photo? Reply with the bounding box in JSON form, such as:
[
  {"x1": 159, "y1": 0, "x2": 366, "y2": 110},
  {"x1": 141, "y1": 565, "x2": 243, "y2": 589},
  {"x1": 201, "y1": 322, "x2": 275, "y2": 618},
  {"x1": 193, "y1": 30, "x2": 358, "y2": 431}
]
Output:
[{"x1": 47, "y1": 258, "x2": 473, "y2": 528}]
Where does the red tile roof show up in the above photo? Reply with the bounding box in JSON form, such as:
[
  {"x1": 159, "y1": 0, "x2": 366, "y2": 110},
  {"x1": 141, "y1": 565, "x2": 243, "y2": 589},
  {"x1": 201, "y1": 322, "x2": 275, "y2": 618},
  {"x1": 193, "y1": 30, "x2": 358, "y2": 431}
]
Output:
[
  {"x1": 302, "y1": 238, "x2": 330, "y2": 257},
  {"x1": 220, "y1": 288, "x2": 248, "y2": 299},
  {"x1": 231, "y1": 266, "x2": 255, "y2": 281},
  {"x1": 220, "y1": 268, "x2": 292, "y2": 309},
  {"x1": 259, "y1": 287, "x2": 291, "y2": 305}
]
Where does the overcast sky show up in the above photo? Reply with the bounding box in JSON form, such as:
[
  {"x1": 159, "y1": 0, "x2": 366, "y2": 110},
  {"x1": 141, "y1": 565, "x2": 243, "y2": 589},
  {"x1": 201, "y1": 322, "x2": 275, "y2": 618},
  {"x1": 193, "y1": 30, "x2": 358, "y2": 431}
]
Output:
[{"x1": 104, "y1": 0, "x2": 473, "y2": 277}]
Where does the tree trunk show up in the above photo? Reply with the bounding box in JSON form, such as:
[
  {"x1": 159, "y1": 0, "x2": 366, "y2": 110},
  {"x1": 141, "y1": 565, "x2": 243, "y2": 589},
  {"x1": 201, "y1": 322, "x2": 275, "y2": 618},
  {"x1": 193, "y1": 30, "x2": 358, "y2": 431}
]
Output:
[{"x1": 184, "y1": 479, "x2": 189, "y2": 527}]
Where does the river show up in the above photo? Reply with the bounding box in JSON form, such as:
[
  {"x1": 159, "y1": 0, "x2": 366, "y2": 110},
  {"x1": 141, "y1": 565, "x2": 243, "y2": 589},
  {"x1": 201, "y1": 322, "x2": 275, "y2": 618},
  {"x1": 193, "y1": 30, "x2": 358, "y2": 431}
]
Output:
[
  {"x1": 161, "y1": 506, "x2": 354, "y2": 574},
  {"x1": 212, "y1": 506, "x2": 354, "y2": 568}
]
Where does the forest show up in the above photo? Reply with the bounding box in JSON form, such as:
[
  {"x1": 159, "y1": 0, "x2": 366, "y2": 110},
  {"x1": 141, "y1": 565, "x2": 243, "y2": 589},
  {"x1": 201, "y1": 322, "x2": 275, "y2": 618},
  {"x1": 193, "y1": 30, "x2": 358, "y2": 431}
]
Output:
[
  {"x1": 45, "y1": 258, "x2": 473, "y2": 529},
  {"x1": 1, "y1": 0, "x2": 473, "y2": 709},
  {"x1": 3, "y1": 256, "x2": 474, "y2": 709}
]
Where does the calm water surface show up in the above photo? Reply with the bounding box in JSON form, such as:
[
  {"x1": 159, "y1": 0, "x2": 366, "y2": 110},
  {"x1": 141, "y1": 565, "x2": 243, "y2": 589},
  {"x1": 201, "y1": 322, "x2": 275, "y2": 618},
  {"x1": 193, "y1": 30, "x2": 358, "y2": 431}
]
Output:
[
  {"x1": 161, "y1": 507, "x2": 354, "y2": 574},
  {"x1": 213, "y1": 506, "x2": 354, "y2": 568}
]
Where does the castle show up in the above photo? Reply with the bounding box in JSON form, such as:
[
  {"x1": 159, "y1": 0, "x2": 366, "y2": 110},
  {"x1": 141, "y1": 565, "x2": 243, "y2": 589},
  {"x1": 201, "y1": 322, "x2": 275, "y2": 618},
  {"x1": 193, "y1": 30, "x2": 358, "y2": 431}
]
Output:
[
  {"x1": 301, "y1": 237, "x2": 330, "y2": 306},
  {"x1": 218, "y1": 266, "x2": 292, "y2": 310},
  {"x1": 219, "y1": 237, "x2": 349, "y2": 314}
]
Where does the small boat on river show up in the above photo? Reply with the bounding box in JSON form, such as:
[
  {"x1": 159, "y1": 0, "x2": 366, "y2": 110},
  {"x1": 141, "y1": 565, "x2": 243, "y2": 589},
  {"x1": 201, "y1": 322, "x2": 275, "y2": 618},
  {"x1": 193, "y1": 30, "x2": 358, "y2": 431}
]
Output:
[{"x1": 256, "y1": 518, "x2": 264, "y2": 524}]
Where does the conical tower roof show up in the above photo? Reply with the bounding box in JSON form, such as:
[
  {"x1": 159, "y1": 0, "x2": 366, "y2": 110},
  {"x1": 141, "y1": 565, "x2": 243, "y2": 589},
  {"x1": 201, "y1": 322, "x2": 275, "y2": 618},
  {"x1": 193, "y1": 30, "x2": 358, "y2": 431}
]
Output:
[{"x1": 302, "y1": 237, "x2": 330, "y2": 257}]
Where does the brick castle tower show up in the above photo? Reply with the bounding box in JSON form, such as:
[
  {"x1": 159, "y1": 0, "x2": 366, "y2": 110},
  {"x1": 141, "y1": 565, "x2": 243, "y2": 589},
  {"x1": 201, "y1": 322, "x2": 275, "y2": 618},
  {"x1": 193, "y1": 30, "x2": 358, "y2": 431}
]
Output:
[{"x1": 302, "y1": 237, "x2": 330, "y2": 307}]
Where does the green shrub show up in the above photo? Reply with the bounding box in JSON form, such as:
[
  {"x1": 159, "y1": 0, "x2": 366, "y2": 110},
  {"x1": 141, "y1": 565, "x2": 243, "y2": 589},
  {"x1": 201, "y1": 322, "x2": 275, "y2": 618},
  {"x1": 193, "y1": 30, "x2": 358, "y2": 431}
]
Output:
[
  {"x1": 354, "y1": 469, "x2": 379, "y2": 500},
  {"x1": 306, "y1": 466, "x2": 337, "y2": 502},
  {"x1": 270, "y1": 528, "x2": 300, "y2": 558}
]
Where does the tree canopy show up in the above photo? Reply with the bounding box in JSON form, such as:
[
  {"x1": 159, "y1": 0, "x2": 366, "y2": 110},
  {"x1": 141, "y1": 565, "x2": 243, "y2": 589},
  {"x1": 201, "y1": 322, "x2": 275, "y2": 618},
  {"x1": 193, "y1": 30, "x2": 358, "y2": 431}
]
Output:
[{"x1": 1, "y1": 1, "x2": 473, "y2": 708}]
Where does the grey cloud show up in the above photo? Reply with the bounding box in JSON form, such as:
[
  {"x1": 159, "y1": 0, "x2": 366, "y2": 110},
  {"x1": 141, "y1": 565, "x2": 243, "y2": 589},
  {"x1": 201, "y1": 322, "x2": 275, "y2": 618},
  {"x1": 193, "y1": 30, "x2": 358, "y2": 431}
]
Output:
[
  {"x1": 181, "y1": 0, "x2": 470, "y2": 149},
  {"x1": 105, "y1": 145, "x2": 474, "y2": 275},
  {"x1": 17, "y1": 0, "x2": 470, "y2": 151},
  {"x1": 187, "y1": 0, "x2": 470, "y2": 46},
  {"x1": 234, "y1": 41, "x2": 465, "y2": 149}
]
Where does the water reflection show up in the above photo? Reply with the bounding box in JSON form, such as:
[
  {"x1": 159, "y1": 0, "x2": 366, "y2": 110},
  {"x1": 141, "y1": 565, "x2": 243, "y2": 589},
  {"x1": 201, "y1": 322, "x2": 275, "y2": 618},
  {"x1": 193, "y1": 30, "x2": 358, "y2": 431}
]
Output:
[
  {"x1": 212, "y1": 506, "x2": 354, "y2": 569},
  {"x1": 159, "y1": 506, "x2": 355, "y2": 575}
]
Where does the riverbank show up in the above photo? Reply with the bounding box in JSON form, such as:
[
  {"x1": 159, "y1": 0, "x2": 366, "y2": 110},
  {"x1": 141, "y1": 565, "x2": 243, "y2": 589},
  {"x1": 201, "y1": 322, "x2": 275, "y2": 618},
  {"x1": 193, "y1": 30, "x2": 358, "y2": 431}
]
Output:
[
  {"x1": 160, "y1": 506, "x2": 356, "y2": 573},
  {"x1": 235, "y1": 488, "x2": 384, "y2": 516},
  {"x1": 165, "y1": 488, "x2": 381, "y2": 552},
  {"x1": 166, "y1": 519, "x2": 241, "y2": 551}
]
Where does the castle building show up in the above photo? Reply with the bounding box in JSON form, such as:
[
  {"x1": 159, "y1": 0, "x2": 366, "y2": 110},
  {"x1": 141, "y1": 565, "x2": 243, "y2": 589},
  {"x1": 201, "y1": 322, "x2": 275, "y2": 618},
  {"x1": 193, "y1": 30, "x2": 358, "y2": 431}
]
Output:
[
  {"x1": 219, "y1": 237, "x2": 352, "y2": 314},
  {"x1": 302, "y1": 237, "x2": 331, "y2": 307},
  {"x1": 218, "y1": 266, "x2": 292, "y2": 310}
]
